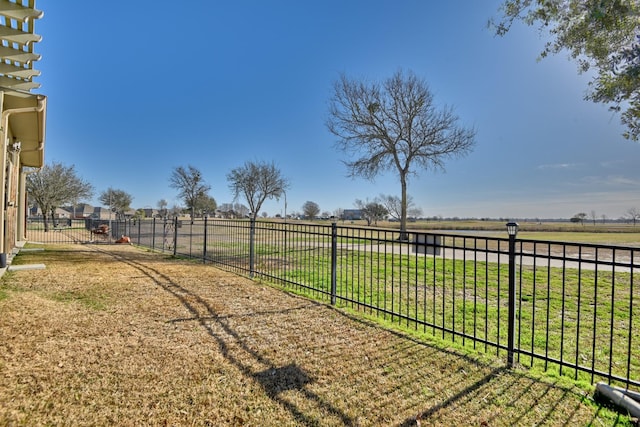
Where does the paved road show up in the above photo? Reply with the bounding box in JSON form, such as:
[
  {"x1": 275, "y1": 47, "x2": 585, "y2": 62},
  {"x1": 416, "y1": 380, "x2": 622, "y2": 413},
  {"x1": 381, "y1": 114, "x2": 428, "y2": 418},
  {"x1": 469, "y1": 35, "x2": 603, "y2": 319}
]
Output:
[{"x1": 337, "y1": 241, "x2": 639, "y2": 273}]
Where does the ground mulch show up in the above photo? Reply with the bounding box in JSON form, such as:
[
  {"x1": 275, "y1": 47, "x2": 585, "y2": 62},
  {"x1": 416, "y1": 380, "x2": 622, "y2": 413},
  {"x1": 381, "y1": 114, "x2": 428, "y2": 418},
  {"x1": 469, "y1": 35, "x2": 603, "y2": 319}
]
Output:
[{"x1": 0, "y1": 244, "x2": 627, "y2": 426}]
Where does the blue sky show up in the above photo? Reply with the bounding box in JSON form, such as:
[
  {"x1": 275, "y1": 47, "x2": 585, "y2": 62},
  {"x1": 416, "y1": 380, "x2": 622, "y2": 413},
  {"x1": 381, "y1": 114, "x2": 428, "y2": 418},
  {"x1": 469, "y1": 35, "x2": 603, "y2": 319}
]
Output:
[{"x1": 35, "y1": 1, "x2": 639, "y2": 219}]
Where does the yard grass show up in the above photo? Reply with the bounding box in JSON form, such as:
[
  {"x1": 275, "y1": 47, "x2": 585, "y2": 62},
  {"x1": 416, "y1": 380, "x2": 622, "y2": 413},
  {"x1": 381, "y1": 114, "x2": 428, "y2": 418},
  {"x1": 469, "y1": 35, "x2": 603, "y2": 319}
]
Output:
[
  {"x1": 0, "y1": 244, "x2": 631, "y2": 426},
  {"x1": 262, "y1": 245, "x2": 639, "y2": 388}
]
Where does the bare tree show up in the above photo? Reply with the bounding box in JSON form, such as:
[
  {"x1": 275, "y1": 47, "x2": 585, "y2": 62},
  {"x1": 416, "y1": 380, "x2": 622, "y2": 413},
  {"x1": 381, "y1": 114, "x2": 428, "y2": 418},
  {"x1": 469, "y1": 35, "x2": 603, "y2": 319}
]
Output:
[
  {"x1": 26, "y1": 162, "x2": 93, "y2": 231},
  {"x1": 302, "y1": 201, "x2": 320, "y2": 220},
  {"x1": 99, "y1": 188, "x2": 133, "y2": 221},
  {"x1": 227, "y1": 160, "x2": 288, "y2": 221},
  {"x1": 626, "y1": 207, "x2": 640, "y2": 226},
  {"x1": 327, "y1": 69, "x2": 476, "y2": 238},
  {"x1": 590, "y1": 210, "x2": 598, "y2": 226},
  {"x1": 167, "y1": 204, "x2": 183, "y2": 218},
  {"x1": 571, "y1": 212, "x2": 587, "y2": 226},
  {"x1": 355, "y1": 198, "x2": 388, "y2": 226},
  {"x1": 157, "y1": 199, "x2": 168, "y2": 218},
  {"x1": 234, "y1": 203, "x2": 250, "y2": 218},
  {"x1": 379, "y1": 194, "x2": 422, "y2": 222},
  {"x1": 218, "y1": 202, "x2": 249, "y2": 219},
  {"x1": 169, "y1": 165, "x2": 211, "y2": 222}
]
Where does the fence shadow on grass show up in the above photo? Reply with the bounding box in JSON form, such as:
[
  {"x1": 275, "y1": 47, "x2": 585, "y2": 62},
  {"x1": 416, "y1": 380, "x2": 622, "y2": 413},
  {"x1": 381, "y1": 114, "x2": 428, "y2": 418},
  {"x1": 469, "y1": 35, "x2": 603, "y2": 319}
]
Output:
[
  {"x1": 396, "y1": 368, "x2": 608, "y2": 426},
  {"x1": 326, "y1": 308, "x2": 617, "y2": 426},
  {"x1": 87, "y1": 246, "x2": 624, "y2": 426},
  {"x1": 101, "y1": 248, "x2": 355, "y2": 427}
]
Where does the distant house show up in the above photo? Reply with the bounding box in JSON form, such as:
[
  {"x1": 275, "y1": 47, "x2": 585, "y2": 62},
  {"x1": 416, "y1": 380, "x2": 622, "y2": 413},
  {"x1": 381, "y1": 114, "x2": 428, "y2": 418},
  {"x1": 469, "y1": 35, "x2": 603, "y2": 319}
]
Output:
[
  {"x1": 216, "y1": 208, "x2": 238, "y2": 219},
  {"x1": 90, "y1": 207, "x2": 114, "y2": 221},
  {"x1": 141, "y1": 208, "x2": 159, "y2": 218},
  {"x1": 342, "y1": 209, "x2": 363, "y2": 220},
  {"x1": 29, "y1": 207, "x2": 70, "y2": 219},
  {"x1": 89, "y1": 207, "x2": 137, "y2": 221},
  {"x1": 61, "y1": 203, "x2": 94, "y2": 219}
]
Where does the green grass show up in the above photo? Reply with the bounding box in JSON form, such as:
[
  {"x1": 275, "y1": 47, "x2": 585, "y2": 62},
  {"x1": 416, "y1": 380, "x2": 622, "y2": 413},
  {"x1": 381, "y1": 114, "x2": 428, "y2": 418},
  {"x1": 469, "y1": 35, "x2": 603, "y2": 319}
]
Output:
[
  {"x1": 165, "y1": 221, "x2": 639, "y2": 387},
  {"x1": 250, "y1": 244, "x2": 638, "y2": 387},
  {"x1": 48, "y1": 290, "x2": 108, "y2": 310},
  {"x1": 3, "y1": 243, "x2": 629, "y2": 426}
]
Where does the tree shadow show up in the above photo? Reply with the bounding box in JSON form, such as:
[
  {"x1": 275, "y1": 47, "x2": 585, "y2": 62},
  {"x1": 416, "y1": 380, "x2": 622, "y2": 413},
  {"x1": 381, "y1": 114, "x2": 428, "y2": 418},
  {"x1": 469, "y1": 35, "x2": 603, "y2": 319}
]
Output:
[
  {"x1": 87, "y1": 246, "x2": 621, "y2": 426},
  {"x1": 103, "y1": 248, "x2": 355, "y2": 426}
]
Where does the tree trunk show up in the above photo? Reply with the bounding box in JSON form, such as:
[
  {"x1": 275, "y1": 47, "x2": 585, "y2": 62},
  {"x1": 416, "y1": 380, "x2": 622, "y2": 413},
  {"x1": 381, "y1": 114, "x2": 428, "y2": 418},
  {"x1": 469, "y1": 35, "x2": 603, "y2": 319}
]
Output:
[
  {"x1": 42, "y1": 205, "x2": 51, "y2": 232},
  {"x1": 399, "y1": 174, "x2": 408, "y2": 241},
  {"x1": 50, "y1": 208, "x2": 57, "y2": 230}
]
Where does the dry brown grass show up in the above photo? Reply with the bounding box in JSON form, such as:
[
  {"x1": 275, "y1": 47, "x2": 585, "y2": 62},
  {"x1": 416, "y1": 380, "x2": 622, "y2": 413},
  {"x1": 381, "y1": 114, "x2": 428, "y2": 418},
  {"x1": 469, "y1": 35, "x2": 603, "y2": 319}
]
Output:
[{"x1": 0, "y1": 244, "x2": 628, "y2": 426}]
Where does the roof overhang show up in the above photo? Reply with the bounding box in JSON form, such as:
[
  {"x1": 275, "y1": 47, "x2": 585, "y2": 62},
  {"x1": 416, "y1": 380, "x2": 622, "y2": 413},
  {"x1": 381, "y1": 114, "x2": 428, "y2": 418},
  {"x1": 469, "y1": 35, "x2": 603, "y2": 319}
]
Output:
[
  {"x1": 3, "y1": 89, "x2": 46, "y2": 167},
  {"x1": 0, "y1": 0, "x2": 45, "y2": 167},
  {"x1": 0, "y1": 0, "x2": 43, "y2": 92}
]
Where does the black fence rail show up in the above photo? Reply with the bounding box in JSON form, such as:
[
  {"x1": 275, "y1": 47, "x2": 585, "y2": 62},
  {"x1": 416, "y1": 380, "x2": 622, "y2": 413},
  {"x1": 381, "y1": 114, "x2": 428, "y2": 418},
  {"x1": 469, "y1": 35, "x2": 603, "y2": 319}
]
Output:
[
  {"x1": 26, "y1": 218, "x2": 134, "y2": 244},
  {"x1": 27, "y1": 217, "x2": 640, "y2": 388}
]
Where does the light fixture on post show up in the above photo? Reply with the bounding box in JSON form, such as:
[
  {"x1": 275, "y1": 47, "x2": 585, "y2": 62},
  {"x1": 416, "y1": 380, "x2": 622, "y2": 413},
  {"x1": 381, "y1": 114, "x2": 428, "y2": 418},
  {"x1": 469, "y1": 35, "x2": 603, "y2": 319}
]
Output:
[
  {"x1": 505, "y1": 221, "x2": 519, "y2": 367},
  {"x1": 11, "y1": 138, "x2": 21, "y2": 153}
]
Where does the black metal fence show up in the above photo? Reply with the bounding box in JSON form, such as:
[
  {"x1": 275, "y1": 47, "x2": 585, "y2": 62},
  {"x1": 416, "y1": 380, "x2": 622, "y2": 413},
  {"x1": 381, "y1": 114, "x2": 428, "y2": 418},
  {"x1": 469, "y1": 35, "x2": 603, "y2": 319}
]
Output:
[
  {"x1": 26, "y1": 217, "x2": 639, "y2": 388},
  {"x1": 26, "y1": 218, "x2": 130, "y2": 244}
]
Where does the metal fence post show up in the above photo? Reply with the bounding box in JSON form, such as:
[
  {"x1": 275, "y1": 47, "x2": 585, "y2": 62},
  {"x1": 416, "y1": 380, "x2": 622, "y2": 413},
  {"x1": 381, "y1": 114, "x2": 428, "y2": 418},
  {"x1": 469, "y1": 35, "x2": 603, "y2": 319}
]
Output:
[
  {"x1": 331, "y1": 222, "x2": 337, "y2": 305},
  {"x1": 162, "y1": 218, "x2": 167, "y2": 252},
  {"x1": 249, "y1": 218, "x2": 256, "y2": 278},
  {"x1": 173, "y1": 216, "x2": 178, "y2": 257},
  {"x1": 151, "y1": 217, "x2": 156, "y2": 249},
  {"x1": 203, "y1": 216, "x2": 208, "y2": 263},
  {"x1": 506, "y1": 222, "x2": 519, "y2": 368}
]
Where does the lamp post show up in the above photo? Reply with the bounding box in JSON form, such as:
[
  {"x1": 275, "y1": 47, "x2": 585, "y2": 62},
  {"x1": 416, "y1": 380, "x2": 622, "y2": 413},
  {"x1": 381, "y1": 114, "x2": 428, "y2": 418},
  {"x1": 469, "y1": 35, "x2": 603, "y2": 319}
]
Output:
[{"x1": 506, "y1": 221, "x2": 519, "y2": 368}]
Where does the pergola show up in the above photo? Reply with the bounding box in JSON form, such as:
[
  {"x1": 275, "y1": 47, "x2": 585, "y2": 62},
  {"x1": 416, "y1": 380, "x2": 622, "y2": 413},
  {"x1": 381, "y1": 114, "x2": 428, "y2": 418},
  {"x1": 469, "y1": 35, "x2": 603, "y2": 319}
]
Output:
[{"x1": 0, "y1": 0, "x2": 46, "y2": 265}]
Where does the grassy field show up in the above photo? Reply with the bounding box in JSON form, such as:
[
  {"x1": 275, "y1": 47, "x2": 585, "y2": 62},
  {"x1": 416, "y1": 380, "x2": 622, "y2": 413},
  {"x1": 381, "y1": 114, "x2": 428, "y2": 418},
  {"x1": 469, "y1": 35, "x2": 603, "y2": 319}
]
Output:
[
  {"x1": 333, "y1": 219, "x2": 640, "y2": 246},
  {"x1": 0, "y1": 244, "x2": 632, "y2": 426},
  {"x1": 161, "y1": 218, "x2": 640, "y2": 388},
  {"x1": 246, "y1": 239, "x2": 638, "y2": 387}
]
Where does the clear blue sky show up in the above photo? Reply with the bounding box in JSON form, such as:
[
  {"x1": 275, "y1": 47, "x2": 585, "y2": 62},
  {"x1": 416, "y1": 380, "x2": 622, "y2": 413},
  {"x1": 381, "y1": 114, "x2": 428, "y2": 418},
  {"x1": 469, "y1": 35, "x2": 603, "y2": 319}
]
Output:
[{"x1": 35, "y1": 1, "x2": 640, "y2": 220}]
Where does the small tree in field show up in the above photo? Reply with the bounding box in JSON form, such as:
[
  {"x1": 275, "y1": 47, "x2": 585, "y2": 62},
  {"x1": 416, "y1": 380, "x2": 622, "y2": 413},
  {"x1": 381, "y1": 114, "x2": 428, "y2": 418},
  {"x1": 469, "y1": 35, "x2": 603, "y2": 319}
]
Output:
[
  {"x1": 26, "y1": 162, "x2": 93, "y2": 231},
  {"x1": 626, "y1": 207, "x2": 640, "y2": 226},
  {"x1": 99, "y1": 188, "x2": 133, "y2": 221},
  {"x1": 571, "y1": 212, "x2": 587, "y2": 226},
  {"x1": 169, "y1": 165, "x2": 211, "y2": 222},
  {"x1": 193, "y1": 193, "x2": 217, "y2": 218},
  {"x1": 355, "y1": 199, "x2": 388, "y2": 226},
  {"x1": 227, "y1": 160, "x2": 288, "y2": 221},
  {"x1": 379, "y1": 194, "x2": 422, "y2": 222},
  {"x1": 157, "y1": 199, "x2": 168, "y2": 218},
  {"x1": 302, "y1": 201, "x2": 320, "y2": 220}
]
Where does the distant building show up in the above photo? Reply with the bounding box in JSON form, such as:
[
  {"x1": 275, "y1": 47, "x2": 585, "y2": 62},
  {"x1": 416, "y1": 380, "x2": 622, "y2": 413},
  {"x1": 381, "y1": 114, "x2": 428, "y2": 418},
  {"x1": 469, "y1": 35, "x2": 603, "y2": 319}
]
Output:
[
  {"x1": 90, "y1": 207, "x2": 113, "y2": 221},
  {"x1": 29, "y1": 207, "x2": 69, "y2": 219},
  {"x1": 342, "y1": 209, "x2": 363, "y2": 220},
  {"x1": 61, "y1": 203, "x2": 94, "y2": 218},
  {"x1": 141, "y1": 208, "x2": 159, "y2": 218}
]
